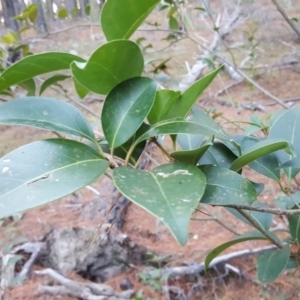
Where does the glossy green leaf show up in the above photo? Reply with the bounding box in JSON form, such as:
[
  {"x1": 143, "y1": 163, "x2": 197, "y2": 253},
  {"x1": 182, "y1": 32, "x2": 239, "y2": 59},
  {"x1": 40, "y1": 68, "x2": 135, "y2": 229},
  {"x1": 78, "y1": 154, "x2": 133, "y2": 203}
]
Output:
[
  {"x1": 113, "y1": 163, "x2": 206, "y2": 245},
  {"x1": 278, "y1": 158, "x2": 300, "y2": 169},
  {"x1": 226, "y1": 201, "x2": 273, "y2": 231},
  {"x1": 148, "y1": 90, "x2": 180, "y2": 124},
  {"x1": 238, "y1": 136, "x2": 281, "y2": 182},
  {"x1": 177, "y1": 106, "x2": 222, "y2": 151},
  {"x1": 171, "y1": 140, "x2": 213, "y2": 164},
  {"x1": 71, "y1": 40, "x2": 144, "y2": 95},
  {"x1": 269, "y1": 106, "x2": 300, "y2": 178},
  {"x1": 0, "y1": 52, "x2": 85, "y2": 93},
  {"x1": 198, "y1": 142, "x2": 237, "y2": 168},
  {"x1": 40, "y1": 75, "x2": 70, "y2": 95},
  {"x1": 135, "y1": 118, "x2": 229, "y2": 146},
  {"x1": 100, "y1": 123, "x2": 150, "y2": 165},
  {"x1": 18, "y1": 78, "x2": 36, "y2": 96},
  {"x1": 101, "y1": 0, "x2": 159, "y2": 41},
  {"x1": 0, "y1": 139, "x2": 109, "y2": 218},
  {"x1": 0, "y1": 97, "x2": 95, "y2": 141},
  {"x1": 205, "y1": 231, "x2": 275, "y2": 270},
  {"x1": 200, "y1": 166, "x2": 257, "y2": 205},
  {"x1": 102, "y1": 77, "x2": 156, "y2": 150},
  {"x1": 169, "y1": 16, "x2": 179, "y2": 30},
  {"x1": 257, "y1": 246, "x2": 290, "y2": 282},
  {"x1": 230, "y1": 139, "x2": 292, "y2": 172},
  {"x1": 73, "y1": 76, "x2": 90, "y2": 99},
  {"x1": 288, "y1": 212, "x2": 300, "y2": 242},
  {"x1": 167, "y1": 67, "x2": 221, "y2": 119}
]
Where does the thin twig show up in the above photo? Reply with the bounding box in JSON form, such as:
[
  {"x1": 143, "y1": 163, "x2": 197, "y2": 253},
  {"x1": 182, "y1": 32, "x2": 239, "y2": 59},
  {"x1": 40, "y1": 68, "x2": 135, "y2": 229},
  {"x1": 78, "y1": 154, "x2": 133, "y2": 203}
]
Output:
[
  {"x1": 236, "y1": 208, "x2": 283, "y2": 248},
  {"x1": 225, "y1": 204, "x2": 300, "y2": 216}
]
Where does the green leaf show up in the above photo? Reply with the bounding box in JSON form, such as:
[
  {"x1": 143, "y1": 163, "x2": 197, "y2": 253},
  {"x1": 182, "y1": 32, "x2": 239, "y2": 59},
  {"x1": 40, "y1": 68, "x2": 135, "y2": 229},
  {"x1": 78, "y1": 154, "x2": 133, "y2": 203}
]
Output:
[
  {"x1": 278, "y1": 158, "x2": 300, "y2": 169},
  {"x1": 113, "y1": 162, "x2": 206, "y2": 245},
  {"x1": 58, "y1": 8, "x2": 68, "y2": 19},
  {"x1": 0, "y1": 139, "x2": 109, "y2": 218},
  {"x1": 205, "y1": 231, "x2": 276, "y2": 270},
  {"x1": 18, "y1": 78, "x2": 36, "y2": 96},
  {"x1": 171, "y1": 140, "x2": 213, "y2": 164},
  {"x1": 177, "y1": 106, "x2": 224, "y2": 152},
  {"x1": 27, "y1": 4, "x2": 38, "y2": 23},
  {"x1": 167, "y1": 67, "x2": 221, "y2": 119},
  {"x1": 147, "y1": 90, "x2": 180, "y2": 124},
  {"x1": 71, "y1": 40, "x2": 144, "y2": 95},
  {"x1": 198, "y1": 142, "x2": 237, "y2": 168},
  {"x1": 101, "y1": 0, "x2": 159, "y2": 41},
  {"x1": 102, "y1": 77, "x2": 156, "y2": 150},
  {"x1": 240, "y1": 136, "x2": 281, "y2": 182},
  {"x1": 200, "y1": 165, "x2": 257, "y2": 205},
  {"x1": 269, "y1": 106, "x2": 300, "y2": 178},
  {"x1": 288, "y1": 212, "x2": 300, "y2": 242},
  {"x1": 257, "y1": 246, "x2": 290, "y2": 282},
  {"x1": 134, "y1": 118, "x2": 230, "y2": 146},
  {"x1": 85, "y1": 5, "x2": 91, "y2": 15},
  {"x1": 40, "y1": 75, "x2": 70, "y2": 95},
  {"x1": 230, "y1": 139, "x2": 292, "y2": 172},
  {"x1": 0, "y1": 97, "x2": 95, "y2": 141},
  {"x1": 73, "y1": 76, "x2": 90, "y2": 99},
  {"x1": 0, "y1": 52, "x2": 85, "y2": 93},
  {"x1": 226, "y1": 201, "x2": 273, "y2": 231},
  {"x1": 169, "y1": 16, "x2": 179, "y2": 30}
]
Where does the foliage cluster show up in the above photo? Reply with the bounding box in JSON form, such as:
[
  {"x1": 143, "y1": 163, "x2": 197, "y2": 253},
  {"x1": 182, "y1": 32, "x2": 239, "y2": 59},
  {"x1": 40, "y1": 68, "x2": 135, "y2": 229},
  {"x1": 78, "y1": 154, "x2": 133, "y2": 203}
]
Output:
[{"x1": 0, "y1": 0, "x2": 300, "y2": 283}]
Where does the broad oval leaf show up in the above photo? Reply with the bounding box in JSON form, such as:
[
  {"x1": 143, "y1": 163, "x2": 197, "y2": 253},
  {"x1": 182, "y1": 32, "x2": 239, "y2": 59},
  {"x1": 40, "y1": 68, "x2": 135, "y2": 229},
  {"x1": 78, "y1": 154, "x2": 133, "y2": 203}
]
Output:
[
  {"x1": 200, "y1": 165, "x2": 257, "y2": 205},
  {"x1": 73, "y1": 76, "x2": 90, "y2": 99},
  {"x1": 0, "y1": 139, "x2": 109, "y2": 218},
  {"x1": 198, "y1": 142, "x2": 237, "y2": 168},
  {"x1": 257, "y1": 246, "x2": 290, "y2": 282},
  {"x1": 101, "y1": 0, "x2": 159, "y2": 41},
  {"x1": 0, "y1": 97, "x2": 96, "y2": 141},
  {"x1": 167, "y1": 66, "x2": 221, "y2": 119},
  {"x1": 171, "y1": 140, "x2": 213, "y2": 165},
  {"x1": 177, "y1": 106, "x2": 222, "y2": 151},
  {"x1": 71, "y1": 40, "x2": 144, "y2": 95},
  {"x1": 205, "y1": 231, "x2": 278, "y2": 271},
  {"x1": 0, "y1": 52, "x2": 85, "y2": 92},
  {"x1": 287, "y1": 211, "x2": 300, "y2": 242},
  {"x1": 18, "y1": 78, "x2": 36, "y2": 96},
  {"x1": 269, "y1": 106, "x2": 300, "y2": 178},
  {"x1": 102, "y1": 77, "x2": 157, "y2": 150},
  {"x1": 230, "y1": 139, "x2": 292, "y2": 173},
  {"x1": 113, "y1": 162, "x2": 206, "y2": 245},
  {"x1": 147, "y1": 90, "x2": 180, "y2": 124},
  {"x1": 134, "y1": 118, "x2": 230, "y2": 146},
  {"x1": 235, "y1": 136, "x2": 281, "y2": 182},
  {"x1": 40, "y1": 75, "x2": 70, "y2": 95}
]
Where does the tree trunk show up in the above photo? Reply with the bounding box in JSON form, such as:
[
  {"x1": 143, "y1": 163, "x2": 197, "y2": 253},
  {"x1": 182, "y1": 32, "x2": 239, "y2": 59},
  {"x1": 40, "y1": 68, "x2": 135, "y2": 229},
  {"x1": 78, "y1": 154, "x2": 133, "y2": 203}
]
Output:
[
  {"x1": 89, "y1": 0, "x2": 100, "y2": 23},
  {"x1": 32, "y1": 0, "x2": 48, "y2": 33},
  {"x1": 64, "y1": 0, "x2": 75, "y2": 13},
  {"x1": 78, "y1": 0, "x2": 86, "y2": 18},
  {"x1": 14, "y1": 0, "x2": 26, "y2": 15},
  {"x1": 45, "y1": 0, "x2": 54, "y2": 23},
  {"x1": 1, "y1": 0, "x2": 19, "y2": 32}
]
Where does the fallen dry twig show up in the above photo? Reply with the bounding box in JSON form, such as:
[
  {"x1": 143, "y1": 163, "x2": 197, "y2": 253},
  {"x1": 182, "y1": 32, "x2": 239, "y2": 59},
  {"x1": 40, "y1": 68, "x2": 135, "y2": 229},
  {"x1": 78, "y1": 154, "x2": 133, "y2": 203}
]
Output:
[{"x1": 35, "y1": 268, "x2": 134, "y2": 300}]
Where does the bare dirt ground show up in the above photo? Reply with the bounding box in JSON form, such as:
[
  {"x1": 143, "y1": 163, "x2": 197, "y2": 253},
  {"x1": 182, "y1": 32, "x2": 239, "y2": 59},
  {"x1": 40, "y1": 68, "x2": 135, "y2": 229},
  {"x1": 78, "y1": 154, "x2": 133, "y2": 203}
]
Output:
[{"x1": 1, "y1": 0, "x2": 300, "y2": 299}]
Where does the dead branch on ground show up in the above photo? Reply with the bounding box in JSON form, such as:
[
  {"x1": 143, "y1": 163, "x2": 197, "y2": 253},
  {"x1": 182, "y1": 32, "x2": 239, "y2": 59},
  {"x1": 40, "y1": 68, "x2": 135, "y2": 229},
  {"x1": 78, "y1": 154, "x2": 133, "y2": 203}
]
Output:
[{"x1": 34, "y1": 268, "x2": 134, "y2": 300}]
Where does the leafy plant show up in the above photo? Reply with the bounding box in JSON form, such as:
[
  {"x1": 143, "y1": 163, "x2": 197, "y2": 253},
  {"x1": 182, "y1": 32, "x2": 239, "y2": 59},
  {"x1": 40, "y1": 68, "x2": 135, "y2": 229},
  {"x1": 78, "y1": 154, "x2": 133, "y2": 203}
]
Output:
[{"x1": 0, "y1": 0, "x2": 300, "y2": 284}]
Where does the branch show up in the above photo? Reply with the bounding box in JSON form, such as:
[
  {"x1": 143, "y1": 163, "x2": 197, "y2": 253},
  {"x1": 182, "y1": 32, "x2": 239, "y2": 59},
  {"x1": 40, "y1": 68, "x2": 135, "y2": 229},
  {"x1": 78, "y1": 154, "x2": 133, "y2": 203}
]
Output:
[
  {"x1": 236, "y1": 208, "x2": 283, "y2": 248},
  {"x1": 225, "y1": 204, "x2": 300, "y2": 216},
  {"x1": 271, "y1": 0, "x2": 300, "y2": 40},
  {"x1": 35, "y1": 268, "x2": 134, "y2": 300},
  {"x1": 144, "y1": 245, "x2": 276, "y2": 279}
]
